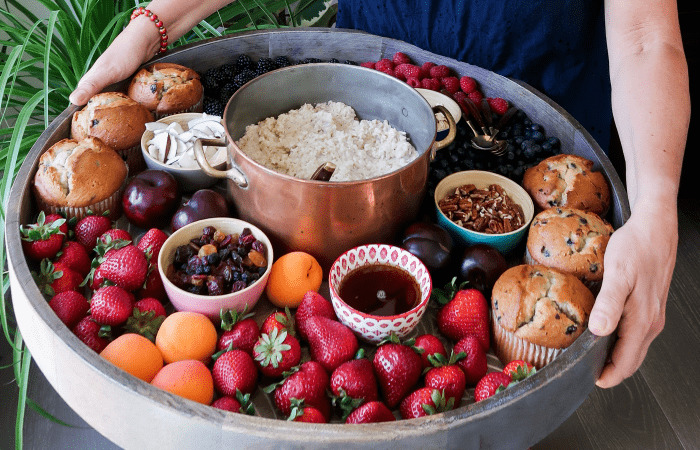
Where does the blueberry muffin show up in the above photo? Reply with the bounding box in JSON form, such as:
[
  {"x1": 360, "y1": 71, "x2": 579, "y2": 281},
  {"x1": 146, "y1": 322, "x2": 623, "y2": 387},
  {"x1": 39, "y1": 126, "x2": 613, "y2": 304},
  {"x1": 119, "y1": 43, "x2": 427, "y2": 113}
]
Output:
[
  {"x1": 33, "y1": 137, "x2": 128, "y2": 220},
  {"x1": 127, "y1": 63, "x2": 204, "y2": 119},
  {"x1": 525, "y1": 207, "x2": 613, "y2": 293},
  {"x1": 71, "y1": 92, "x2": 154, "y2": 172},
  {"x1": 491, "y1": 264, "x2": 595, "y2": 368},
  {"x1": 523, "y1": 154, "x2": 611, "y2": 216}
]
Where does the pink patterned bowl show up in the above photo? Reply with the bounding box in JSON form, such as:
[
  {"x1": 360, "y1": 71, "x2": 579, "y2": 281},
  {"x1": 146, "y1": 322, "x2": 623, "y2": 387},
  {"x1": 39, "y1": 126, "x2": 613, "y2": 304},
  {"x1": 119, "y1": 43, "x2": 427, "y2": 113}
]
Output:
[{"x1": 329, "y1": 244, "x2": 432, "y2": 344}]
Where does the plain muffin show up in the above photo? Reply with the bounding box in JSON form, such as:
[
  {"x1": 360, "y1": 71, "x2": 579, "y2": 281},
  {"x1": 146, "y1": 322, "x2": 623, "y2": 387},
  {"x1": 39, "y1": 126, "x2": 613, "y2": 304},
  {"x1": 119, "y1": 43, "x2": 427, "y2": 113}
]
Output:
[
  {"x1": 525, "y1": 207, "x2": 613, "y2": 292},
  {"x1": 127, "y1": 63, "x2": 204, "y2": 118},
  {"x1": 71, "y1": 91, "x2": 154, "y2": 171},
  {"x1": 491, "y1": 264, "x2": 595, "y2": 368},
  {"x1": 523, "y1": 154, "x2": 611, "y2": 216},
  {"x1": 33, "y1": 137, "x2": 127, "y2": 219}
]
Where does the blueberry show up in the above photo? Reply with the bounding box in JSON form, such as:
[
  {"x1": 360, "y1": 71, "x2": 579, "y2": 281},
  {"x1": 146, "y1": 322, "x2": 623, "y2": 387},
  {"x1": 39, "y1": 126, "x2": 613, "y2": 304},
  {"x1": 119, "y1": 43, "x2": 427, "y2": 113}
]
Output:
[
  {"x1": 506, "y1": 151, "x2": 516, "y2": 161},
  {"x1": 523, "y1": 129, "x2": 533, "y2": 139},
  {"x1": 523, "y1": 146, "x2": 537, "y2": 160},
  {"x1": 546, "y1": 136, "x2": 561, "y2": 148},
  {"x1": 531, "y1": 131, "x2": 545, "y2": 143},
  {"x1": 541, "y1": 141, "x2": 553, "y2": 154},
  {"x1": 521, "y1": 139, "x2": 536, "y2": 149},
  {"x1": 523, "y1": 118, "x2": 532, "y2": 126},
  {"x1": 449, "y1": 152, "x2": 460, "y2": 163},
  {"x1": 511, "y1": 125, "x2": 523, "y2": 137},
  {"x1": 433, "y1": 168, "x2": 448, "y2": 180},
  {"x1": 531, "y1": 144, "x2": 543, "y2": 155},
  {"x1": 530, "y1": 123, "x2": 543, "y2": 132},
  {"x1": 514, "y1": 136, "x2": 525, "y2": 146}
]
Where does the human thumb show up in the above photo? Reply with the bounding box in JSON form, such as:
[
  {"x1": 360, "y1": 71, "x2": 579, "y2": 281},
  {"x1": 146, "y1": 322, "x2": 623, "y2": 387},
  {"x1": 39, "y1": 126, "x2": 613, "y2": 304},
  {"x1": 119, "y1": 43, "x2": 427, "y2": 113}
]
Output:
[
  {"x1": 69, "y1": 77, "x2": 105, "y2": 106},
  {"x1": 588, "y1": 267, "x2": 629, "y2": 337}
]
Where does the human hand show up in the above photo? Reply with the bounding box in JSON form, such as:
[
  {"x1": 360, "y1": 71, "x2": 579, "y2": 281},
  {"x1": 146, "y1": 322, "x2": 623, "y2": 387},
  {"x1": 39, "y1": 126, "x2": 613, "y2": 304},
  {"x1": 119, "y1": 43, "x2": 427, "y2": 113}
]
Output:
[
  {"x1": 69, "y1": 18, "x2": 161, "y2": 106},
  {"x1": 588, "y1": 202, "x2": 677, "y2": 388}
]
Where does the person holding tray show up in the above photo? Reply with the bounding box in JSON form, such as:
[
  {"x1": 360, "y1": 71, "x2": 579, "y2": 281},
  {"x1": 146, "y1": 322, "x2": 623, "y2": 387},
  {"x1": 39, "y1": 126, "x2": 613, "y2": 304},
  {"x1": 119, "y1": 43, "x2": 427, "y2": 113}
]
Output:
[{"x1": 69, "y1": 0, "x2": 689, "y2": 389}]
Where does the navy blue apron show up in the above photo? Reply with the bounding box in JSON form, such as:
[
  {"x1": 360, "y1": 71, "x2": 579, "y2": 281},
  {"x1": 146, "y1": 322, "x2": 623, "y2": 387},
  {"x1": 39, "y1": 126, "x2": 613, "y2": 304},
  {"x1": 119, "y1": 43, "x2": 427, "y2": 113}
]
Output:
[{"x1": 337, "y1": 0, "x2": 611, "y2": 150}]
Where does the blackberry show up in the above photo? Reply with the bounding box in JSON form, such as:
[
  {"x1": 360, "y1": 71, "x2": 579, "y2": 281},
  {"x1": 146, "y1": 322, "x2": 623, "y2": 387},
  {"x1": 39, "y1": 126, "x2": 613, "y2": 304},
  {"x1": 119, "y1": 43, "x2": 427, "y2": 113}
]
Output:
[
  {"x1": 219, "y1": 82, "x2": 238, "y2": 102},
  {"x1": 202, "y1": 66, "x2": 227, "y2": 92},
  {"x1": 328, "y1": 58, "x2": 341, "y2": 63},
  {"x1": 256, "y1": 57, "x2": 276, "y2": 74},
  {"x1": 203, "y1": 97, "x2": 225, "y2": 117},
  {"x1": 234, "y1": 54, "x2": 253, "y2": 73},
  {"x1": 233, "y1": 70, "x2": 256, "y2": 86},
  {"x1": 220, "y1": 63, "x2": 237, "y2": 82},
  {"x1": 343, "y1": 60, "x2": 358, "y2": 65},
  {"x1": 300, "y1": 57, "x2": 322, "y2": 64},
  {"x1": 274, "y1": 56, "x2": 292, "y2": 68}
]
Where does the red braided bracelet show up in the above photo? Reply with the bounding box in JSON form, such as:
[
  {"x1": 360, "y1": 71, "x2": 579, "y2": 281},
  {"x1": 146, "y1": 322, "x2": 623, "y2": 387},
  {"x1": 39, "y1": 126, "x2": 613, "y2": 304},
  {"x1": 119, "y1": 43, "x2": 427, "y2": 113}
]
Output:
[{"x1": 130, "y1": 7, "x2": 168, "y2": 55}]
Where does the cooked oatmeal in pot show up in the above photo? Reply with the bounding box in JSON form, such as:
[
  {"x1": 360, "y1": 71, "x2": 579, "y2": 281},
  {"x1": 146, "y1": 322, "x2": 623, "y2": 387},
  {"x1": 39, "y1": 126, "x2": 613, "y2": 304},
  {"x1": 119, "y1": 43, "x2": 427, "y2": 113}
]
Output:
[{"x1": 236, "y1": 101, "x2": 417, "y2": 181}]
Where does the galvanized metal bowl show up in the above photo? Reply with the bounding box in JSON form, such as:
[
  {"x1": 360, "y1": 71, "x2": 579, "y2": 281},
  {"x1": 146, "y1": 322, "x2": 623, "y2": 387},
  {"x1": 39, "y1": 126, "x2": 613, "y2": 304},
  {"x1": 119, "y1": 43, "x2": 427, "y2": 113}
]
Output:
[{"x1": 6, "y1": 29, "x2": 629, "y2": 449}]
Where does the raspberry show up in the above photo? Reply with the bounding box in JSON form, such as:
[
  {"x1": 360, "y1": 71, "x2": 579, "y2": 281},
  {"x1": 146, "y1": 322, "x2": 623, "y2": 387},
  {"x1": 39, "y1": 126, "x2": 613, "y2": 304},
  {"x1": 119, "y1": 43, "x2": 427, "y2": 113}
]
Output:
[
  {"x1": 360, "y1": 61, "x2": 376, "y2": 69},
  {"x1": 375, "y1": 58, "x2": 394, "y2": 72},
  {"x1": 467, "y1": 90, "x2": 484, "y2": 104},
  {"x1": 406, "y1": 77, "x2": 422, "y2": 88},
  {"x1": 429, "y1": 65, "x2": 450, "y2": 79},
  {"x1": 421, "y1": 78, "x2": 441, "y2": 91},
  {"x1": 487, "y1": 97, "x2": 509, "y2": 115},
  {"x1": 380, "y1": 68, "x2": 396, "y2": 78},
  {"x1": 441, "y1": 76, "x2": 460, "y2": 94},
  {"x1": 452, "y1": 91, "x2": 467, "y2": 103},
  {"x1": 393, "y1": 52, "x2": 412, "y2": 65},
  {"x1": 420, "y1": 61, "x2": 435, "y2": 79},
  {"x1": 396, "y1": 64, "x2": 421, "y2": 79},
  {"x1": 459, "y1": 76, "x2": 477, "y2": 94}
]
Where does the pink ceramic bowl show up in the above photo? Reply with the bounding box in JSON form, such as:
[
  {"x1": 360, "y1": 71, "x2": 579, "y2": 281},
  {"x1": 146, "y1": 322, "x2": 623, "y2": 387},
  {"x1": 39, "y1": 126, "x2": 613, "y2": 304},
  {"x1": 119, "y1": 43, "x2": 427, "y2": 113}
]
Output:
[
  {"x1": 158, "y1": 217, "x2": 273, "y2": 320},
  {"x1": 329, "y1": 244, "x2": 432, "y2": 344}
]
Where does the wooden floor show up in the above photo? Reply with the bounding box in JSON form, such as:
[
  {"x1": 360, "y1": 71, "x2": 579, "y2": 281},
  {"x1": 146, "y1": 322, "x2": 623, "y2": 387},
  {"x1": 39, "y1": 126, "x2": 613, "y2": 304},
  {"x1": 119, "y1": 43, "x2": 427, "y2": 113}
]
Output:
[{"x1": 1, "y1": 197, "x2": 698, "y2": 449}]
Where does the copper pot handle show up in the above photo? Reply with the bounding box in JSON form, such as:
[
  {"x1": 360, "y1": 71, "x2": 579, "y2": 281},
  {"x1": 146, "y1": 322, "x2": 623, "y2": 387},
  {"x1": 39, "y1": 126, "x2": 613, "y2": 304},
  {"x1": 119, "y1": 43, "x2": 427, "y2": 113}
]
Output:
[
  {"x1": 430, "y1": 104, "x2": 457, "y2": 159},
  {"x1": 193, "y1": 138, "x2": 249, "y2": 188}
]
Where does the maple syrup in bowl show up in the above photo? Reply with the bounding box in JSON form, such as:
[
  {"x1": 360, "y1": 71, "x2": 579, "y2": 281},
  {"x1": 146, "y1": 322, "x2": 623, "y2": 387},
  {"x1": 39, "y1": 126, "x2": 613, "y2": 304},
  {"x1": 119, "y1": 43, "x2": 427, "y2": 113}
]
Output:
[{"x1": 329, "y1": 244, "x2": 432, "y2": 343}]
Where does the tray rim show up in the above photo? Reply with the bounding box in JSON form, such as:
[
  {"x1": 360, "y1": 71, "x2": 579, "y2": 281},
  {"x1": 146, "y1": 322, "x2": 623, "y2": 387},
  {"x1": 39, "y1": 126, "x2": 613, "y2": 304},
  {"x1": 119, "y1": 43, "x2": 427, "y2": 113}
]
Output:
[{"x1": 6, "y1": 27, "x2": 627, "y2": 448}]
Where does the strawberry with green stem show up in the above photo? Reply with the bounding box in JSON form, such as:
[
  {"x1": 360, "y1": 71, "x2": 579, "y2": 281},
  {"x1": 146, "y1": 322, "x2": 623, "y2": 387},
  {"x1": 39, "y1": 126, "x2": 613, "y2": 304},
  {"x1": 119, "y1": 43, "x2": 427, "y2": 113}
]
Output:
[
  {"x1": 253, "y1": 328, "x2": 301, "y2": 378},
  {"x1": 474, "y1": 372, "x2": 513, "y2": 402},
  {"x1": 400, "y1": 387, "x2": 454, "y2": 419},
  {"x1": 20, "y1": 211, "x2": 66, "y2": 261},
  {"x1": 74, "y1": 213, "x2": 112, "y2": 252},
  {"x1": 212, "y1": 348, "x2": 258, "y2": 396},
  {"x1": 503, "y1": 360, "x2": 537, "y2": 382},
  {"x1": 261, "y1": 308, "x2": 294, "y2": 336},
  {"x1": 32, "y1": 259, "x2": 82, "y2": 296},
  {"x1": 433, "y1": 277, "x2": 490, "y2": 350},
  {"x1": 264, "y1": 360, "x2": 330, "y2": 420},
  {"x1": 287, "y1": 398, "x2": 327, "y2": 423},
  {"x1": 345, "y1": 401, "x2": 396, "y2": 424},
  {"x1": 453, "y1": 335, "x2": 488, "y2": 385},
  {"x1": 424, "y1": 351, "x2": 467, "y2": 406},
  {"x1": 123, "y1": 298, "x2": 166, "y2": 342},
  {"x1": 211, "y1": 389, "x2": 255, "y2": 415},
  {"x1": 373, "y1": 333, "x2": 424, "y2": 408},
  {"x1": 218, "y1": 306, "x2": 260, "y2": 354},
  {"x1": 330, "y1": 348, "x2": 379, "y2": 420}
]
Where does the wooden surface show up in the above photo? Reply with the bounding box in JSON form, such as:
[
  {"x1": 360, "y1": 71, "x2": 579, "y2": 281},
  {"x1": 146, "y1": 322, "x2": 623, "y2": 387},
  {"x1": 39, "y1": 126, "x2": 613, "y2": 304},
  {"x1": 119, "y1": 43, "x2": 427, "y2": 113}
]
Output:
[{"x1": 1, "y1": 197, "x2": 697, "y2": 449}]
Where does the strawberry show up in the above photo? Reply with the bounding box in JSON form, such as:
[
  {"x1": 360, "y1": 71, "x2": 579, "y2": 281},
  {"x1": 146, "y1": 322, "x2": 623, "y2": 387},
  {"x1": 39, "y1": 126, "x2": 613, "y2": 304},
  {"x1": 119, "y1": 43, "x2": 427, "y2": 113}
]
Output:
[
  {"x1": 33, "y1": 260, "x2": 82, "y2": 296},
  {"x1": 392, "y1": 51, "x2": 411, "y2": 65},
  {"x1": 135, "y1": 263, "x2": 167, "y2": 302},
  {"x1": 265, "y1": 360, "x2": 330, "y2": 420},
  {"x1": 414, "y1": 334, "x2": 447, "y2": 369},
  {"x1": 90, "y1": 285, "x2": 133, "y2": 326},
  {"x1": 74, "y1": 214, "x2": 112, "y2": 251},
  {"x1": 253, "y1": 328, "x2": 301, "y2": 378},
  {"x1": 360, "y1": 61, "x2": 376, "y2": 69},
  {"x1": 211, "y1": 390, "x2": 255, "y2": 415},
  {"x1": 90, "y1": 265, "x2": 106, "y2": 291},
  {"x1": 218, "y1": 308, "x2": 260, "y2": 354},
  {"x1": 441, "y1": 76, "x2": 460, "y2": 94},
  {"x1": 420, "y1": 77, "x2": 441, "y2": 91},
  {"x1": 305, "y1": 315, "x2": 358, "y2": 372},
  {"x1": 99, "y1": 245, "x2": 148, "y2": 292},
  {"x1": 295, "y1": 291, "x2": 337, "y2": 341},
  {"x1": 474, "y1": 372, "x2": 512, "y2": 402},
  {"x1": 49, "y1": 291, "x2": 89, "y2": 329},
  {"x1": 72, "y1": 315, "x2": 109, "y2": 353},
  {"x1": 400, "y1": 387, "x2": 453, "y2": 420},
  {"x1": 55, "y1": 241, "x2": 91, "y2": 277},
  {"x1": 136, "y1": 228, "x2": 168, "y2": 262},
  {"x1": 261, "y1": 308, "x2": 294, "y2": 336},
  {"x1": 375, "y1": 58, "x2": 394, "y2": 72},
  {"x1": 45, "y1": 213, "x2": 68, "y2": 234},
  {"x1": 424, "y1": 351, "x2": 467, "y2": 406},
  {"x1": 20, "y1": 211, "x2": 65, "y2": 261},
  {"x1": 459, "y1": 76, "x2": 478, "y2": 94},
  {"x1": 373, "y1": 334, "x2": 424, "y2": 408},
  {"x1": 487, "y1": 97, "x2": 509, "y2": 115},
  {"x1": 467, "y1": 90, "x2": 484, "y2": 105},
  {"x1": 345, "y1": 401, "x2": 396, "y2": 424},
  {"x1": 212, "y1": 349, "x2": 258, "y2": 396},
  {"x1": 429, "y1": 64, "x2": 450, "y2": 80},
  {"x1": 288, "y1": 399, "x2": 327, "y2": 423},
  {"x1": 453, "y1": 335, "x2": 488, "y2": 385},
  {"x1": 99, "y1": 228, "x2": 132, "y2": 246},
  {"x1": 123, "y1": 297, "x2": 166, "y2": 341},
  {"x1": 503, "y1": 360, "x2": 537, "y2": 382},
  {"x1": 434, "y1": 278, "x2": 489, "y2": 350},
  {"x1": 330, "y1": 350, "x2": 378, "y2": 419}
]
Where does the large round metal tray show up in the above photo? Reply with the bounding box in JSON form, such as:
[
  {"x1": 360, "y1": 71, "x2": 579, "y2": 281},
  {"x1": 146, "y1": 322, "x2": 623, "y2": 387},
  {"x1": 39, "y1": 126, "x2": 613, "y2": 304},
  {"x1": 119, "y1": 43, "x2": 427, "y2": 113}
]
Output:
[{"x1": 6, "y1": 29, "x2": 630, "y2": 449}]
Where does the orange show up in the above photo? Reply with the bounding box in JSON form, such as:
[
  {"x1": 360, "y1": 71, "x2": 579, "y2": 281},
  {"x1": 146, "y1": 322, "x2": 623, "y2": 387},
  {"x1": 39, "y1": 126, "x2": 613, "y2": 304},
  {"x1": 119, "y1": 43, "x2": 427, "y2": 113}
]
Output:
[
  {"x1": 100, "y1": 333, "x2": 164, "y2": 382},
  {"x1": 265, "y1": 251, "x2": 323, "y2": 308},
  {"x1": 155, "y1": 311, "x2": 218, "y2": 364},
  {"x1": 151, "y1": 359, "x2": 214, "y2": 405}
]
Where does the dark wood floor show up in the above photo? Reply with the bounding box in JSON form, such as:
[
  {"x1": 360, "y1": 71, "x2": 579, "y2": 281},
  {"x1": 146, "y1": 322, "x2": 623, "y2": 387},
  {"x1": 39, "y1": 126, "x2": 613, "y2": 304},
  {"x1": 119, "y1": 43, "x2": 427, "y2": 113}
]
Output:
[{"x1": 1, "y1": 197, "x2": 698, "y2": 449}]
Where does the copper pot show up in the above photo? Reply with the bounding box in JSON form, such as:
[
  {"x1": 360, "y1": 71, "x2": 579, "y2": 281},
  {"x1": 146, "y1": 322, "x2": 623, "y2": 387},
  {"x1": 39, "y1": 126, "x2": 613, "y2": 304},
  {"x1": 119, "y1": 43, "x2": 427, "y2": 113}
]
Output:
[{"x1": 195, "y1": 64, "x2": 455, "y2": 268}]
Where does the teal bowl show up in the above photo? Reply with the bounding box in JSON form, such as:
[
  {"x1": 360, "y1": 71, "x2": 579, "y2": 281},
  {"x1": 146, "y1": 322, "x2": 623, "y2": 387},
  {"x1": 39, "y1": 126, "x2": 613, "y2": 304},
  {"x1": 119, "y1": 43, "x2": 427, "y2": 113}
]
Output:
[{"x1": 434, "y1": 170, "x2": 534, "y2": 254}]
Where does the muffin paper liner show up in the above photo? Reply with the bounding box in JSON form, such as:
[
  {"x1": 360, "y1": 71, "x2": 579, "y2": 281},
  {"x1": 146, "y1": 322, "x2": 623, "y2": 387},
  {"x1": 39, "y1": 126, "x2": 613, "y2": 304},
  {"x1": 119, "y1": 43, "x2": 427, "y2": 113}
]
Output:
[
  {"x1": 153, "y1": 96, "x2": 204, "y2": 120},
  {"x1": 35, "y1": 170, "x2": 127, "y2": 221},
  {"x1": 491, "y1": 309, "x2": 562, "y2": 369},
  {"x1": 118, "y1": 143, "x2": 146, "y2": 175}
]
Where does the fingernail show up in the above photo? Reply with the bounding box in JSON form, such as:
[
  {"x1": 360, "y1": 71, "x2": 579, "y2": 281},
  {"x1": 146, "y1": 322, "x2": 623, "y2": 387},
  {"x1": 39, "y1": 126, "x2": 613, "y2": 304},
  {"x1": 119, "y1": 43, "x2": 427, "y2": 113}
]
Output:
[
  {"x1": 69, "y1": 89, "x2": 85, "y2": 106},
  {"x1": 588, "y1": 313, "x2": 607, "y2": 335}
]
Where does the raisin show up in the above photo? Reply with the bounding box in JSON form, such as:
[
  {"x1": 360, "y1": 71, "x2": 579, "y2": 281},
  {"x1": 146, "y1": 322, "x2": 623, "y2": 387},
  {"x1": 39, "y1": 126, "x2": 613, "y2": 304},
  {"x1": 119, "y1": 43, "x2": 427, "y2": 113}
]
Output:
[
  {"x1": 566, "y1": 238, "x2": 573, "y2": 246},
  {"x1": 91, "y1": 119, "x2": 99, "y2": 127},
  {"x1": 590, "y1": 263, "x2": 599, "y2": 273},
  {"x1": 555, "y1": 313, "x2": 561, "y2": 320},
  {"x1": 579, "y1": 217, "x2": 588, "y2": 225},
  {"x1": 150, "y1": 84, "x2": 157, "y2": 93},
  {"x1": 541, "y1": 246, "x2": 550, "y2": 258},
  {"x1": 566, "y1": 325, "x2": 577, "y2": 335}
]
